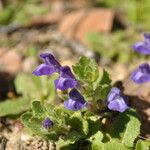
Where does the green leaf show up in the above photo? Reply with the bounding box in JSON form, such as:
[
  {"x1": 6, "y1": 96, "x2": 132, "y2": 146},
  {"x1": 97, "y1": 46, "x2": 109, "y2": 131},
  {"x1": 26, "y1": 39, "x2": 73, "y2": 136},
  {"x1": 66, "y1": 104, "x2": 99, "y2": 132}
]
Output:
[
  {"x1": 111, "y1": 109, "x2": 141, "y2": 148},
  {"x1": 55, "y1": 131, "x2": 81, "y2": 150},
  {"x1": 94, "y1": 84, "x2": 111, "y2": 100},
  {"x1": 15, "y1": 73, "x2": 41, "y2": 98},
  {"x1": 89, "y1": 131, "x2": 104, "y2": 150},
  {"x1": 104, "y1": 141, "x2": 130, "y2": 150},
  {"x1": 99, "y1": 70, "x2": 112, "y2": 85},
  {"x1": 43, "y1": 74, "x2": 57, "y2": 103},
  {"x1": 21, "y1": 112, "x2": 57, "y2": 140},
  {"x1": 69, "y1": 112, "x2": 89, "y2": 137},
  {"x1": 87, "y1": 116, "x2": 100, "y2": 138},
  {"x1": 31, "y1": 101, "x2": 46, "y2": 118},
  {"x1": 15, "y1": 73, "x2": 56, "y2": 103},
  {"x1": 91, "y1": 143, "x2": 104, "y2": 150},
  {"x1": 0, "y1": 98, "x2": 31, "y2": 117},
  {"x1": 135, "y1": 140, "x2": 150, "y2": 150},
  {"x1": 73, "y1": 56, "x2": 99, "y2": 83}
]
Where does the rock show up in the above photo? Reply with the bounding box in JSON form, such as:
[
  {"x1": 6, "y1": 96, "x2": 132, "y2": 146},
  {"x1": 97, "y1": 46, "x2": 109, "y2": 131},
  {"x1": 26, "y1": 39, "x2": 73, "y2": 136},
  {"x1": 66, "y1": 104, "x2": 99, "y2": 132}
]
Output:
[
  {"x1": 123, "y1": 76, "x2": 150, "y2": 138},
  {"x1": 0, "y1": 50, "x2": 22, "y2": 74},
  {"x1": 59, "y1": 10, "x2": 86, "y2": 40},
  {"x1": 59, "y1": 9, "x2": 125, "y2": 43},
  {"x1": 123, "y1": 77, "x2": 150, "y2": 100},
  {"x1": 75, "y1": 9, "x2": 115, "y2": 43},
  {"x1": 20, "y1": 133, "x2": 32, "y2": 142},
  {"x1": 29, "y1": 12, "x2": 63, "y2": 27},
  {"x1": 20, "y1": 136, "x2": 55, "y2": 150},
  {"x1": 0, "y1": 135, "x2": 7, "y2": 150}
]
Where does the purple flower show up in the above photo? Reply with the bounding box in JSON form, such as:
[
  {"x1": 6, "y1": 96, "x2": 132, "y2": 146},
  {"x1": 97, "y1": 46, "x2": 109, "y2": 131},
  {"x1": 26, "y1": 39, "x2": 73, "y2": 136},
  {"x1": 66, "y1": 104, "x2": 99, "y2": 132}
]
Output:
[
  {"x1": 33, "y1": 52, "x2": 61, "y2": 76},
  {"x1": 55, "y1": 66, "x2": 78, "y2": 90},
  {"x1": 43, "y1": 117, "x2": 54, "y2": 129},
  {"x1": 64, "y1": 89, "x2": 87, "y2": 111},
  {"x1": 107, "y1": 87, "x2": 128, "y2": 112},
  {"x1": 133, "y1": 33, "x2": 150, "y2": 55},
  {"x1": 131, "y1": 63, "x2": 150, "y2": 83}
]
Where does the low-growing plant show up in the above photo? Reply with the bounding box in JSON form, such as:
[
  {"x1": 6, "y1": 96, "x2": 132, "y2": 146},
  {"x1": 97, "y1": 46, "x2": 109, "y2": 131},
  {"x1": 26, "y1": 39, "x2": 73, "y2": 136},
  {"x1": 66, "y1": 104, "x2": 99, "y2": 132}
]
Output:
[{"x1": 20, "y1": 51, "x2": 149, "y2": 150}]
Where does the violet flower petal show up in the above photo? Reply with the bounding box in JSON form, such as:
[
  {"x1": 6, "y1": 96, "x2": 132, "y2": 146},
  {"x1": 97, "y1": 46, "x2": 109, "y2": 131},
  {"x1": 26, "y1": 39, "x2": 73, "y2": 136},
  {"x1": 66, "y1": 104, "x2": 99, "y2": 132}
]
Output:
[
  {"x1": 132, "y1": 42, "x2": 150, "y2": 55},
  {"x1": 64, "y1": 89, "x2": 87, "y2": 111},
  {"x1": 131, "y1": 63, "x2": 150, "y2": 83},
  {"x1": 132, "y1": 33, "x2": 150, "y2": 55},
  {"x1": 60, "y1": 66, "x2": 75, "y2": 78},
  {"x1": 69, "y1": 88, "x2": 85, "y2": 102},
  {"x1": 32, "y1": 64, "x2": 56, "y2": 76},
  {"x1": 40, "y1": 52, "x2": 61, "y2": 71},
  {"x1": 107, "y1": 87, "x2": 120, "y2": 102},
  {"x1": 108, "y1": 97, "x2": 128, "y2": 112},
  {"x1": 107, "y1": 87, "x2": 128, "y2": 112},
  {"x1": 55, "y1": 77, "x2": 77, "y2": 91},
  {"x1": 33, "y1": 52, "x2": 61, "y2": 76},
  {"x1": 55, "y1": 66, "x2": 78, "y2": 90},
  {"x1": 43, "y1": 117, "x2": 54, "y2": 129},
  {"x1": 64, "y1": 98, "x2": 87, "y2": 111}
]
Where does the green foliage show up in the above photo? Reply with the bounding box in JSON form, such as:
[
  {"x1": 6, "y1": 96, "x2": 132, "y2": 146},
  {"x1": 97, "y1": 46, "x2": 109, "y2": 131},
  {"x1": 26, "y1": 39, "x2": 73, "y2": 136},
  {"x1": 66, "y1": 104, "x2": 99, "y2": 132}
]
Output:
[
  {"x1": 21, "y1": 101, "x2": 58, "y2": 140},
  {"x1": 15, "y1": 73, "x2": 57, "y2": 103},
  {"x1": 88, "y1": 131, "x2": 104, "y2": 150},
  {"x1": 110, "y1": 109, "x2": 141, "y2": 147},
  {"x1": 55, "y1": 131, "x2": 81, "y2": 150},
  {"x1": 73, "y1": 56, "x2": 99, "y2": 84},
  {"x1": 73, "y1": 56, "x2": 111, "y2": 102},
  {"x1": 21, "y1": 111, "x2": 57, "y2": 139},
  {"x1": 69, "y1": 112, "x2": 89, "y2": 137},
  {"x1": 95, "y1": 0, "x2": 150, "y2": 30},
  {"x1": 20, "y1": 56, "x2": 141, "y2": 150},
  {"x1": 0, "y1": 6, "x2": 15, "y2": 24},
  {"x1": 135, "y1": 140, "x2": 150, "y2": 150},
  {"x1": 32, "y1": 101, "x2": 46, "y2": 117},
  {"x1": 86, "y1": 32, "x2": 136, "y2": 63},
  {"x1": 0, "y1": 0, "x2": 50, "y2": 25},
  {"x1": 0, "y1": 73, "x2": 56, "y2": 117},
  {"x1": 104, "y1": 141, "x2": 130, "y2": 150},
  {"x1": 0, "y1": 98, "x2": 31, "y2": 117},
  {"x1": 26, "y1": 46, "x2": 38, "y2": 57}
]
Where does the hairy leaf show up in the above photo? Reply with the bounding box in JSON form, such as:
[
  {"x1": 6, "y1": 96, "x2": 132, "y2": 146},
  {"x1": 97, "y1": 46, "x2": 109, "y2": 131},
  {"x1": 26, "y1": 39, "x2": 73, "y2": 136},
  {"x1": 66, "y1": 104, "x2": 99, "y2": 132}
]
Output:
[
  {"x1": 69, "y1": 112, "x2": 89, "y2": 137},
  {"x1": 0, "y1": 98, "x2": 31, "y2": 117},
  {"x1": 111, "y1": 109, "x2": 141, "y2": 147},
  {"x1": 73, "y1": 56, "x2": 99, "y2": 83},
  {"x1": 104, "y1": 141, "x2": 130, "y2": 150},
  {"x1": 15, "y1": 73, "x2": 56, "y2": 102},
  {"x1": 99, "y1": 70, "x2": 112, "y2": 85},
  {"x1": 135, "y1": 140, "x2": 150, "y2": 150},
  {"x1": 21, "y1": 112, "x2": 57, "y2": 140},
  {"x1": 89, "y1": 131, "x2": 104, "y2": 150},
  {"x1": 31, "y1": 101, "x2": 46, "y2": 118}
]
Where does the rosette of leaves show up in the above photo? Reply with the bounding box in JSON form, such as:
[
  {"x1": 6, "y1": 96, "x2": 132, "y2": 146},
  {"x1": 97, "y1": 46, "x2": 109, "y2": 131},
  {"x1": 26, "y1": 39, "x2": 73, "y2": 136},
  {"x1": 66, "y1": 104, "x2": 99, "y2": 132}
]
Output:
[
  {"x1": 22, "y1": 101, "x2": 142, "y2": 150},
  {"x1": 20, "y1": 56, "x2": 147, "y2": 150}
]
